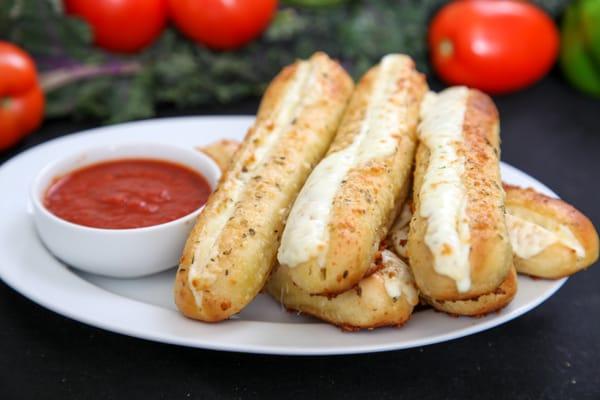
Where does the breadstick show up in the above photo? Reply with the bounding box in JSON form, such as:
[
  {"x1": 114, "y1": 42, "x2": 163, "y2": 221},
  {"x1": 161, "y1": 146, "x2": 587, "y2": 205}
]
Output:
[
  {"x1": 267, "y1": 249, "x2": 418, "y2": 330},
  {"x1": 504, "y1": 184, "x2": 599, "y2": 279},
  {"x1": 421, "y1": 267, "x2": 517, "y2": 317},
  {"x1": 175, "y1": 52, "x2": 354, "y2": 321},
  {"x1": 408, "y1": 87, "x2": 512, "y2": 300},
  {"x1": 277, "y1": 54, "x2": 427, "y2": 295}
]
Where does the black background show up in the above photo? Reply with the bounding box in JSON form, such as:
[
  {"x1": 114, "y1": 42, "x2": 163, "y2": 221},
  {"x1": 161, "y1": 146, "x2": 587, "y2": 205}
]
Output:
[{"x1": 1, "y1": 72, "x2": 599, "y2": 399}]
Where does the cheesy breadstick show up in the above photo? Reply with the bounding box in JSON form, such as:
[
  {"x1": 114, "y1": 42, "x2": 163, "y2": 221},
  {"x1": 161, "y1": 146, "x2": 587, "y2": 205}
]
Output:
[
  {"x1": 175, "y1": 52, "x2": 354, "y2": 321},
  {"x1": 408, "y1": 87, "x2": 512, "y2": 301},
  {"x1": 277, "y1": 54, "x2": 427, "y2": 295},
  {"x1": 267, "y1": 249, "x2": 418, "y2": 330},
  {"x1": 504, "y1": 184, "x2": 598, "y2": 279}
]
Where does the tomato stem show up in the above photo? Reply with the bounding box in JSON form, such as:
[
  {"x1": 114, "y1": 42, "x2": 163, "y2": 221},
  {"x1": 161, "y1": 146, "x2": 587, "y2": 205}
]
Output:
[
  {"x1": 0, "y1": 97, "x2": 11, "y2": 108},
  {"x1": 39, "y1": 61, "x2": 143, "y2": 93},
  {"x1": 439, "y1": 38, "x2": 454, "y2": 58}
]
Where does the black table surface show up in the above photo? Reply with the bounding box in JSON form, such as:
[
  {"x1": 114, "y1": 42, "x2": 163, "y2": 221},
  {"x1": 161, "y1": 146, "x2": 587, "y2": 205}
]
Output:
[{"x1": 1, "y1": 73, "x2": 599, "y2": 400}]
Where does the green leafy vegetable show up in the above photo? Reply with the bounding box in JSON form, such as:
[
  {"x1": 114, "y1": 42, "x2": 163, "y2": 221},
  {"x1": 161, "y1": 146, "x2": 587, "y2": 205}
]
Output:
[{"x1": 1, "y1": 0, "x2": 569, "y2": 123}]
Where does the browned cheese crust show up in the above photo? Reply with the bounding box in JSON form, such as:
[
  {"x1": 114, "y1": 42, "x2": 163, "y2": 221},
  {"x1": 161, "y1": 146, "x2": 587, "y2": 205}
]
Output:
[
  {"x1": 504, "y1": 184, "x2": 599, "y2": 279},
  {"x1": 175, "y1": 52, "x2": 354, "y2": 322},
  {"x1": 422, "y1": 267, "x2": 517, "y2": 317},
  {"x1": 409, "y1": 89, "x2": 512, "y2": 301},
  {"x1": 284, "y1": 56, "x2": 427, "y2": 295}
]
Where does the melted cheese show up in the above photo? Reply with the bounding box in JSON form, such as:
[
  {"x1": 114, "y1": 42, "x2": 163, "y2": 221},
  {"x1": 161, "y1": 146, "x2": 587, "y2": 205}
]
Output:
[
  {"x1": 277, "y1": 54, "x2": 412, "y2": 268},
  {"x1": 418, "y1": 87, "x2": 472, "y2": 293},
  {"x1": 506, "y1": 213, "x2": 585, "y2": 259},
  {"x1": 380, "y1": 250, "x2": 418, "y2": 305},
  {"x1": 187, "y1": 61, "x2": 314, "y2": 306}
]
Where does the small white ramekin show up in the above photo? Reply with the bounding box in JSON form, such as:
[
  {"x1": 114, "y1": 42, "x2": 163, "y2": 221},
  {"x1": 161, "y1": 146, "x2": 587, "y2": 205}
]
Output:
[{"x1": 30, "y1": 142, "x2": 221, "y2": 278}]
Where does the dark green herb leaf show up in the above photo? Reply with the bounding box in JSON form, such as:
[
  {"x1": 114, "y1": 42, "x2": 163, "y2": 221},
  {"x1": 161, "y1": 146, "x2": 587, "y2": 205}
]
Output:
[{"x1": 1, "y1": 0, "x2": 569, "y2": 123}]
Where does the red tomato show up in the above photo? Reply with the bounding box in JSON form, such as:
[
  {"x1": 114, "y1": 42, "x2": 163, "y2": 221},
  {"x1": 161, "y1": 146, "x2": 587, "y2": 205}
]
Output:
[
  {"x1": 64, "y1": 0, "x2": 167, "y2": 53},
  {"x1": 0, "y1": 42, "x2": 45, "y2": 150},
  {"x1": 429, "y1": 0, "x2": 560, "y2": 94},
  {"x1": 167, "y1": 0, "x2": 278, "y2": 50}
]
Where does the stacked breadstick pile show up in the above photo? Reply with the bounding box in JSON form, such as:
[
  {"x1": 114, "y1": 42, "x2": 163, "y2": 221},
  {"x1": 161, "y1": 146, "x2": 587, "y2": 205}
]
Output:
[{"x1": 175, "y1": 52, "x2": 599, "y2": 330}]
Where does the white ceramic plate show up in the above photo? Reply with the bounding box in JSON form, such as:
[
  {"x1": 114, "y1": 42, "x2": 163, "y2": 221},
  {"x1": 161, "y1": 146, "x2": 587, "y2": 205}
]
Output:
[{"x1": 0, "y1": 116, "x2": 566, "y2": 355}]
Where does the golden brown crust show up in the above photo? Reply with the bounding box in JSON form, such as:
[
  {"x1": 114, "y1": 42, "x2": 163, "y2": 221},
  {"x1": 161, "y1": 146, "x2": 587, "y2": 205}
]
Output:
[
  {"x1": 284, "y1": 55, "x2": 427, "y2": 295},
  {"x1": 266, "y1": 252, "x2": 418, "y2": 330},
  {"x1": 422, "y1": 267, "x2": 517, "y2": 317},
  {"x1": 197, "y1": 140, "x2": 241, "y2": 174},
  {"x1": 175, "y1": 52, "x2": 354, "y2": 321},
  {"x1": 409, "y1": 89, "x2": 512, "y2": 301},
  {"x1": 389, "y1": 201, "x2": 412, "y2": 260},
  {"x1": 504, "y1": 184, "x2": 599, "y2": 278}
]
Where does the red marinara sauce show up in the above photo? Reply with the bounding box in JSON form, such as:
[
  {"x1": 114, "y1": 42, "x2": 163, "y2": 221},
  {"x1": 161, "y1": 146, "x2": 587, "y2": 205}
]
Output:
[{"x1": 44, "y1": 159, "x2": 211, "y2": 229}]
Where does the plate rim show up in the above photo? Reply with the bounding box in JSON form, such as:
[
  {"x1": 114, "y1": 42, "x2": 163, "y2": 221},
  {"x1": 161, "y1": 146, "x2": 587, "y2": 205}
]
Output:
[{"x1": 0, "y1": 116, "x2": 567, "y2": 356}]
